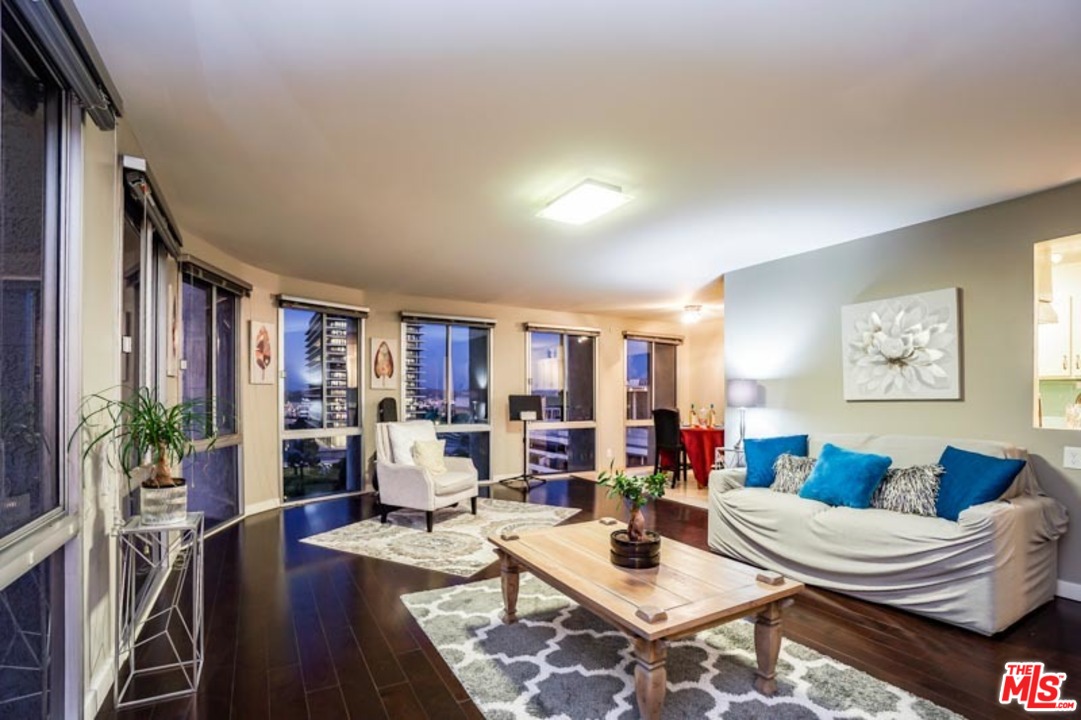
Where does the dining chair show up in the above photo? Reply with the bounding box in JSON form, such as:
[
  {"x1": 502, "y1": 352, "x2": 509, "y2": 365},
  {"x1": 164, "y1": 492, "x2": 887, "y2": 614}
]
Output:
[{"x1": 652, "y1": 408, "x2": 688, "y2": 487}]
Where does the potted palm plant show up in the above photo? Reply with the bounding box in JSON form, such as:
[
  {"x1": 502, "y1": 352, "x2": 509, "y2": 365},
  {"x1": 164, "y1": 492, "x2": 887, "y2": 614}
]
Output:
[
  {"x1": 598, "y1": 464, "x2": 668, "y2": 568},
  {"x1": 73, "y1": 388, "x2": 216, "y2": 525}
]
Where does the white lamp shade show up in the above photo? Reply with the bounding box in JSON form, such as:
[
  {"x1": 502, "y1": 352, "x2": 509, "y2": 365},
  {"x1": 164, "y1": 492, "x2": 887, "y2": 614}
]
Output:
[{"x1": 726, "y1": 379, "x2": 760, "y2": 408}]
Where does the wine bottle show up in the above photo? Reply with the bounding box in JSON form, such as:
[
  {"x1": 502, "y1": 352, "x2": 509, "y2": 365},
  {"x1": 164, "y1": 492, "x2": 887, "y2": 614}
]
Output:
[
  {"x1": 689, "y1": 403, "x2": 698, "y2": 427},
  {"x1": 707, "y1": 403, "x2": 716, "y2": 428}
]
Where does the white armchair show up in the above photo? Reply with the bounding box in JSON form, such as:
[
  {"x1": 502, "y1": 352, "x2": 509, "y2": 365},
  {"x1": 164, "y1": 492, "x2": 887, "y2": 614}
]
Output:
[{"x1": 374, "y1": 420, "x2": 479, "y2": 531}]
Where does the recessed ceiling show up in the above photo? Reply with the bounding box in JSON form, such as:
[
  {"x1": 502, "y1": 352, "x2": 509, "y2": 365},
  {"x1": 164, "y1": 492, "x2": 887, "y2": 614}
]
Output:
[{"x1": 74, "y1": 0, "x2": 1081, "y2": 316}]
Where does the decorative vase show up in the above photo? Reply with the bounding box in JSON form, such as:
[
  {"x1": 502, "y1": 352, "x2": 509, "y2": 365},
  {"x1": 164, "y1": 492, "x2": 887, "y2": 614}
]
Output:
[
  {"x1": 610, "y1": 529, "x2": 661, "y2": 568},
  {"x1": 609, "y1": 505, "x2": 661, "y2": 568},
  {"x1": 140, "y1": 478, "x2": 188, "y2": 525}
]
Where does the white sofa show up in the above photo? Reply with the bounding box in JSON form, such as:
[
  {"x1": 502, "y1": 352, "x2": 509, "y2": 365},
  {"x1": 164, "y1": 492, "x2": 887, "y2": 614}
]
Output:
[{"x1": 708, "y1": 433, "x2": 1069, "y2": 635}]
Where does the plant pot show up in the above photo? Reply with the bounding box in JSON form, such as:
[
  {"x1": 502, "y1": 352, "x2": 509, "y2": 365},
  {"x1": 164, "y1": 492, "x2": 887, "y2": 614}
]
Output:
[
  {"x1": 139, "y1": 478, "x2": 188, "y2": 525},
  {"x1": 609, "y1": 529, "x2": 661, "y2": 569}
]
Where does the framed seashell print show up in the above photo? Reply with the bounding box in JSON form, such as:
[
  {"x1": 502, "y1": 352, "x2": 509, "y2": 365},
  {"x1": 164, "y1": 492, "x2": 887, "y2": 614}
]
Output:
[
  {"x1": 370, "y1": 337, "x2": 398, "y2": 390},
  {"x1": 841, "y1": 287, "x2": 961, "y2": 401}
]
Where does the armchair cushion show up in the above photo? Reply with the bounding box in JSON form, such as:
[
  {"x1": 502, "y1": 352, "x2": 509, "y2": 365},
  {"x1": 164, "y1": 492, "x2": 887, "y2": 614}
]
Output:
[
  {"x1": 387, "y1": 421, "x2": 438, "y2": 465},
  {"x1": 412, "y1": 439, "x2": 447, "y2": 474},
  {"x1": 433, "y1": 470, "x2": 477, "y2": 496}
]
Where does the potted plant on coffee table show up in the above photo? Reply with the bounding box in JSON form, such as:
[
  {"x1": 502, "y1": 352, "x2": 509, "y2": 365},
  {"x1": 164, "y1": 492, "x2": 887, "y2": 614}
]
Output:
[
  {"x1": 72, "y1": 387, "x2": 217, "y2": 526},
  {"x1": 598, "y1": 464, "x2": 668, "y2": 569}
]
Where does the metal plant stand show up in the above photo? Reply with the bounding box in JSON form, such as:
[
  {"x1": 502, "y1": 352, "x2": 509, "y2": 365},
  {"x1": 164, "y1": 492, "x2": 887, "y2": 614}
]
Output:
[{"x1": 115, "y1": 512, "x2": 204, "y2": 709}]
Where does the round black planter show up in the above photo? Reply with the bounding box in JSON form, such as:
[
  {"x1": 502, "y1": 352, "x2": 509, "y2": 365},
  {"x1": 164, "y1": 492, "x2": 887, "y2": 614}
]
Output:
[{"x1": 609, "y1": 529, "x2": 661, "y2": 569}]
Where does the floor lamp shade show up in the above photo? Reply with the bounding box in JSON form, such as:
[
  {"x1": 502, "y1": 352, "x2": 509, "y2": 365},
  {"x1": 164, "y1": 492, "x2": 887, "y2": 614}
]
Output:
[
  {"x1": 726, "y1": 379, "x2": 760, "y2": 450},
  {"x1": 727, "y1": 379, "x2": 760, "y2": 409}
]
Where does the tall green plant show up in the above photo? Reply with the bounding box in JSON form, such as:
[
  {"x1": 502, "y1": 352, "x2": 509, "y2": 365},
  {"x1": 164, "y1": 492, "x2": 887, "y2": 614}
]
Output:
[{"x1": 71, "y1": 387, "x2": 217, "y2": 487}]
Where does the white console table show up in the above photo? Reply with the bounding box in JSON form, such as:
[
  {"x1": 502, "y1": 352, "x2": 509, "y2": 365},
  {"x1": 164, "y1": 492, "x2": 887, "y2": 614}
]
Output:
[{"x1": 115, "y1": 512, "x2": 204, "y2": 709}]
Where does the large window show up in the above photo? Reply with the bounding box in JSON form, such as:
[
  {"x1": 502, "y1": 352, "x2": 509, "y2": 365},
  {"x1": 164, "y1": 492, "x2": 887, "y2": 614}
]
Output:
[
  {"x1": 526, "y1": 327, "x2": 597, "y2": 475},
  {"x1": 0, "y1": 17, "x2": 61, "y2": 542},
  {"x1": 181, "y1": 262, "x2": 246, "y2": 529},
  {"x1": 280, "y1": 299, "x2": 365, "y2": 500},
  {"x1": 402, "y1": 315, "x2": 492, "y2": 479},
  {"x1": 0, "y1": 7, "x2": 90, "y2": 716},
  {"x1": 625, "y1": 335, "x2": 680, "y2": 467}
]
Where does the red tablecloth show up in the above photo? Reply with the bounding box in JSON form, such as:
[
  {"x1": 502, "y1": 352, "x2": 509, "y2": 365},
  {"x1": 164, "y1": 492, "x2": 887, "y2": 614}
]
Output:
[{"x1": 680, "y1": 427, "x2": 724, "y2": 488}]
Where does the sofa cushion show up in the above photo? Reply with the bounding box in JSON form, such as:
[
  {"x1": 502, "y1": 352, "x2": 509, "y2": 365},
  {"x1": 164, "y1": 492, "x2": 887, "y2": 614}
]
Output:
[
  {"x1": 799, "y1": 443, "x2": 891, "y2": 509},
  {"x1": 872, "y1": 464, "x2": 943, "y2": 517},
  {"x1": 936, "y1": 446, "x2": 1026, "y2": 521},
  {"x1": 412, "y1": 439, "x2": 447, "y2": 475},
  {"x1": 770, "y1": 454, "x2": 816, "y2": 494},
  {"x1": 387, "y1": 421, "x2": 438, "y2": 465},
  {"x1": 432, "y1": 470, "x2": 476, "y2": 496},
  {"x1": 745, "y1": 435, "x2": 808, "y2": 488}
]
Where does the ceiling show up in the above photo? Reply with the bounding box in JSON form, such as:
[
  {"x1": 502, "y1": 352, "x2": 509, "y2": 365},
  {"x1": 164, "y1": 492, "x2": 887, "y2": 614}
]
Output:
[{"x1": 75, "y1": 1, "x2": 1081, "y2": 317}]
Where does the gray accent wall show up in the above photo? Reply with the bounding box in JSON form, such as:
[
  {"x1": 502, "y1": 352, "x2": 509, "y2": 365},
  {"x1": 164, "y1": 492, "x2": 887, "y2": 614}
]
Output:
[{"x1": 724, "y1": 179, "x2": 1081, "y2": 587}]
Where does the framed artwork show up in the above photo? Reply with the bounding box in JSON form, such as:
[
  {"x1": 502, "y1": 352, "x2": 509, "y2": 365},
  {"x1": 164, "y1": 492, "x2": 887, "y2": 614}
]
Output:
[
  {"x1": 370, "y1": 337, "x2": 398, "y2": 390},
  {"x1": 166, "y1": 281, "x2": 179, "y2": 377},
  {"x1": 841, "y1": 287, "x2": 961, "y2": 401},
  {"x1": 250, "y1": 320, "x2": 276, "y2": 385}
]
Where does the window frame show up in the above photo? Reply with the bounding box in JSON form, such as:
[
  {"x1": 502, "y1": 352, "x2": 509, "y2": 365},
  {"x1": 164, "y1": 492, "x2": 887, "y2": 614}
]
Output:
[
  {"x1": 278, "y1": 300, "x2": 366, "y2": 504},
  {"x1": 179, "y1": 268, "x2": 243, "y2": 528},
  {"x1": 623, "y1": 335, "x2": 681, "y2": 467},
  {"x1": 0, "y1": 15, "x2": 67, "y2": 553},
  {"x1": 0, "y1": 13, "x2": 86, "y2": 717},
  {"x1": 525, "y1": 328, "x2": 598, "y2": 476},
  {"x1": 400, "y1": 318, "x2": 494, "y2": 432}
]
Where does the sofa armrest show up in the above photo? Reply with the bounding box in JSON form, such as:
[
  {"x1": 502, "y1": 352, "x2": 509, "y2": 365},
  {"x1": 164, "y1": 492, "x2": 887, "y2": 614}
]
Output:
[
  {"x1": 958, "y1": 493, "x2": 1068, "y2": 541},
  {"x1": 710, "y1": 467, "x2": 748, "y2": 494},
  {"x1": 376, "y1": 461, "x2": 434, "y2": 508}
]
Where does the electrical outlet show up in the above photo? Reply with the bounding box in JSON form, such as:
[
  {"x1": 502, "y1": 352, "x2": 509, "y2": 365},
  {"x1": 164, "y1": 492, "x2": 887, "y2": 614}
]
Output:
[{"x1": 1064, "y1": 447, "x2": 1081, "y2": 469}]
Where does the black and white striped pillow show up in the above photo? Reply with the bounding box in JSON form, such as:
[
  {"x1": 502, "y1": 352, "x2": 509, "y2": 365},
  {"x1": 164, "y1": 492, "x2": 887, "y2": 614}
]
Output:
[
  {"x1": 871, "y1": 464, "x2": 944, "y2": 517},
  {"x1": 770, "y1": 453, "x2": 817, "y2": 494}
]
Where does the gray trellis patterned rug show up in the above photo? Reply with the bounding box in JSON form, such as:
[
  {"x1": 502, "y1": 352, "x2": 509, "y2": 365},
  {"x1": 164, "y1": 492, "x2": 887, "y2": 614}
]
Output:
[
  {"x1": 402, "y1": 574, "x2": 964, "y2": 719},
  {"x1": 300, "y1": 498, "x2": 578, "y2": 577}
]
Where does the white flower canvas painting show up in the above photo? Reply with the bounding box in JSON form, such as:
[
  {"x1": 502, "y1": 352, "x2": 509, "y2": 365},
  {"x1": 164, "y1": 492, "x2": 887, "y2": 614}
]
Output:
[{"x1": 841, "y1": 288, "x2": 961, "y2": 401}]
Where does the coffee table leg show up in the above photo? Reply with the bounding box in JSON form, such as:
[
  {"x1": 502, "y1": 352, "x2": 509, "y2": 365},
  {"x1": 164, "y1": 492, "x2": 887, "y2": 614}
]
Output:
[
  {"x1": 632, "y1": 637, "x2": 668, "y2": 720},
  {"x1": 497, "y1": 550, "x2": 520, "y2": 624},
  {"x1": 753, "y1": 601, "x2": 784, "y2": 695}
]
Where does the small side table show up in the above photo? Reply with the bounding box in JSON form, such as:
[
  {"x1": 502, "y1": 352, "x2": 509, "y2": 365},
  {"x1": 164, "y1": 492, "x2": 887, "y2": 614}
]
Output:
[
  {"x1": 115, "y1": 512, "x2": 204, "y2": 709},
  {"x1": 717, "y1": 446, "x2": 746, "y2": 469}
]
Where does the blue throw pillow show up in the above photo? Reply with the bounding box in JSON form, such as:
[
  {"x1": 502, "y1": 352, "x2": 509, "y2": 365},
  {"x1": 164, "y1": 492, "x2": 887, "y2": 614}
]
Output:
[
  {"x1": 745, "y1": 435, "x2": 809, "y2": 488},
  {"x1": 936, "y1": 446, "x2": 1026, "y2": 521},
  {"x1": 799, "y1": 443, "x2": 892, "y2": 508}
]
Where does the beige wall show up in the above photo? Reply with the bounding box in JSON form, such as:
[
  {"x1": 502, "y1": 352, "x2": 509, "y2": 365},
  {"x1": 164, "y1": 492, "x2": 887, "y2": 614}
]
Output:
[
  {"x1": 723, "y1": 179, "x2": 1081, "y2": 586},
  {"x1": 687, "y1": 315, "x2": 726, "y2": 419},
  {"x1": 79, "y1": 120, "x2": 121, "y2": 711},
  {"x1": 180, "y1": 235, "x2": 712, "y2": 510}
]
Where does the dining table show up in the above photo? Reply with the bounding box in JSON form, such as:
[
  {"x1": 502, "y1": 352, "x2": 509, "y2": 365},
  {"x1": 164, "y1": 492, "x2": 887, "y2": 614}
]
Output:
[{"x1": 680, "y1": 426, "x2": 725, "y2": 488}]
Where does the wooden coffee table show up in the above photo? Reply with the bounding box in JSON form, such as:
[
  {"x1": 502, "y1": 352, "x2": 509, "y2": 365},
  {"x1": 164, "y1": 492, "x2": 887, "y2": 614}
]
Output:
[{"x1": 489, "y1": 518, "x2": 803, "y2": 720}]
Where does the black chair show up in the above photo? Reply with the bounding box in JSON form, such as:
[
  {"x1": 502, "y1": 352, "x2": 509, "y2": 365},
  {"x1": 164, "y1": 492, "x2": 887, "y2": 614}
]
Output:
[
  {"x1": 652, "y1": 408, "x2": 688, "y2": 487},
  {"x1": 378, "y1": 397, "x2": 398, "y2": 422}
]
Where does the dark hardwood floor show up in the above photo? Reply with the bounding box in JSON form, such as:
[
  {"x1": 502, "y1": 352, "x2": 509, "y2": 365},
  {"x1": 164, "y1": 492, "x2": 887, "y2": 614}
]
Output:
[{"x1": 97, "y1": 479, "x2": 1081, "y2": 720}]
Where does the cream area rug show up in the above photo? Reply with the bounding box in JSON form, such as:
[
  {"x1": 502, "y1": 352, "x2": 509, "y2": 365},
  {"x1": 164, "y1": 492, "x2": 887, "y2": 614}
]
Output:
[
  {"x1": 300, "y1": 498, "x2": 579, "y2": 577},
  {"x1": 402, "y1": 574, "x2": 962, "y2": 720}
]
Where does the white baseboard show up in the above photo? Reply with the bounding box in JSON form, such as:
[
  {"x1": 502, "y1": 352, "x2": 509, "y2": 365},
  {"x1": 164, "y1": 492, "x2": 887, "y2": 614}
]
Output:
[
  {"x1": 85, "y1": 660, "x2": 114, "y2": 718},
  {"x1": 244, "y1": 498, "x2": 279, "y2": 517},
  {"x1": 1057, "y1": 580, "x2": 1081, "y2": 602}
]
